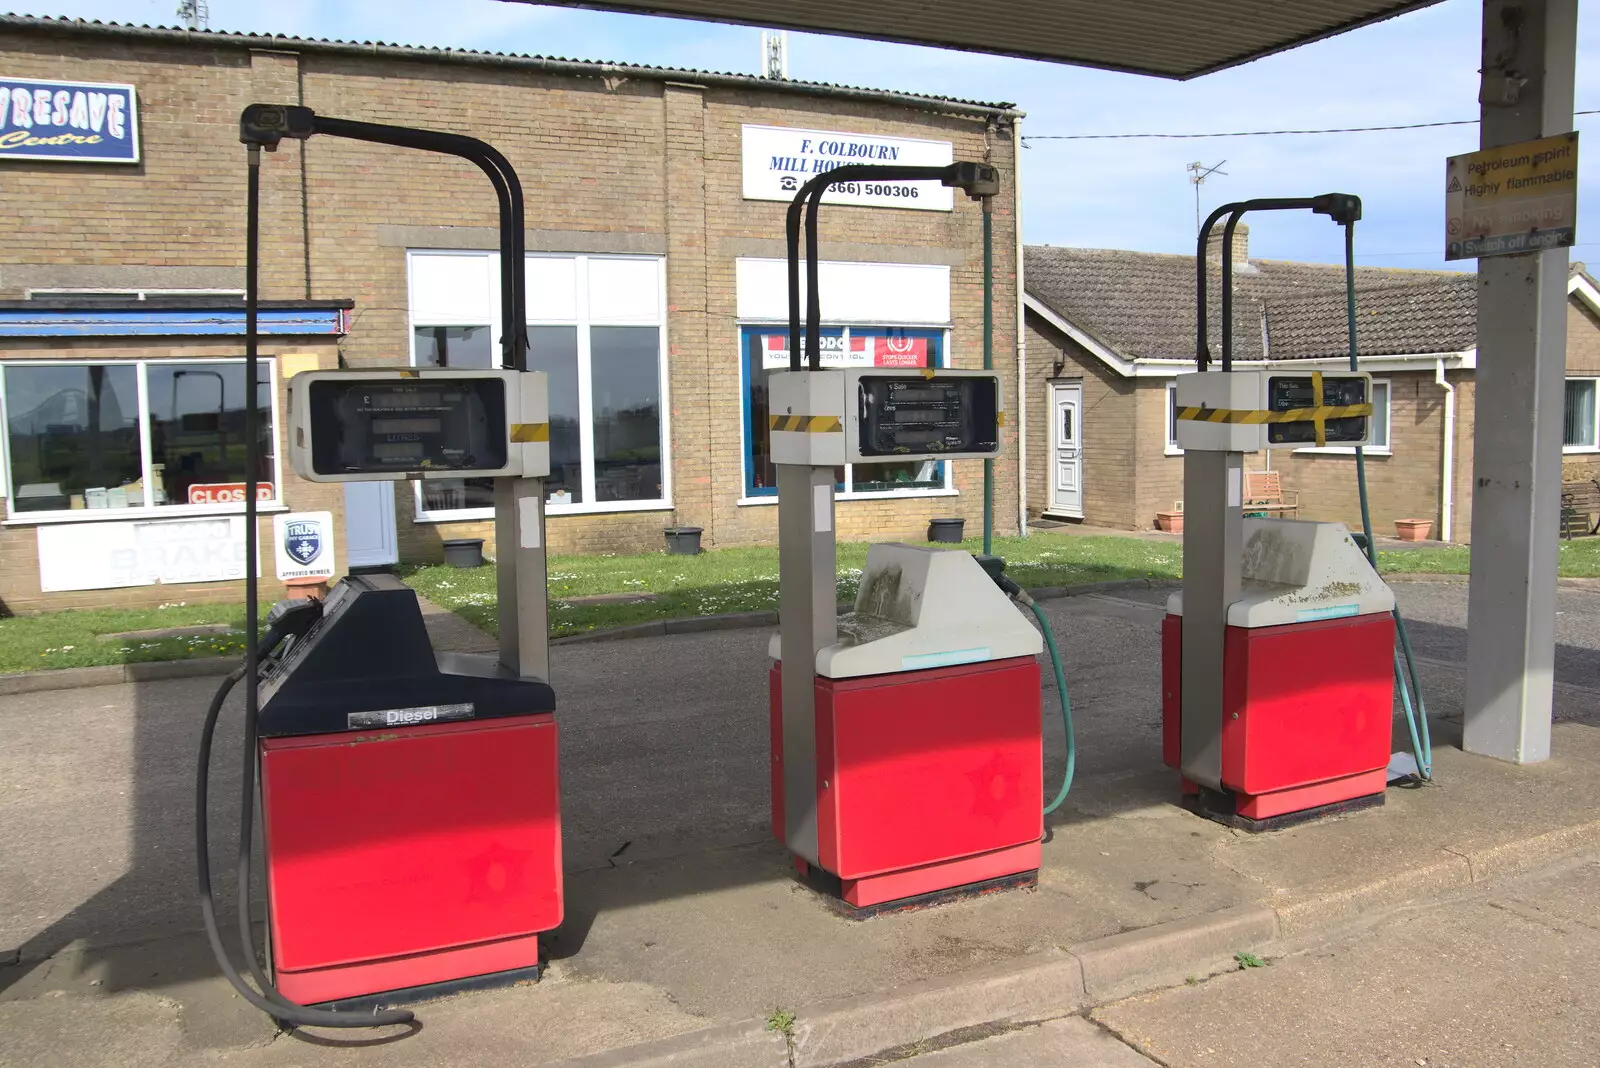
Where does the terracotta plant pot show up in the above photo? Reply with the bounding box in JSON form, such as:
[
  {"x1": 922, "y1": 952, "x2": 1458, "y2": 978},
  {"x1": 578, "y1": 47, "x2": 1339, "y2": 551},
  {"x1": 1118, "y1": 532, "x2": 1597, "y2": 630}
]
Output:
[
  {"x1": 1156, "y1": 510, "x2": 1185, "y2": 534},
  {"x1": 1395, "y1": 519, "x2": 1433, "y2": 542}
]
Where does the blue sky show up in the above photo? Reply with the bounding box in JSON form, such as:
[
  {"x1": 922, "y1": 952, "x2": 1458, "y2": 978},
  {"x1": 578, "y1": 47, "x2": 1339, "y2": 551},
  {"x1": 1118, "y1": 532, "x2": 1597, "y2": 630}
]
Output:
[{"x1": 17, "y1": 0, "x2": 1600, "y2": 271}]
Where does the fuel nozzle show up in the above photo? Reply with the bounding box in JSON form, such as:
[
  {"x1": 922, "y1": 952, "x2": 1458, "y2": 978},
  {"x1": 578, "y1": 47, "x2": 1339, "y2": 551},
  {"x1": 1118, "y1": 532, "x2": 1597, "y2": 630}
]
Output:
[{"x1": 974, "y1": 554, "x2": 1033, "y2": 606}]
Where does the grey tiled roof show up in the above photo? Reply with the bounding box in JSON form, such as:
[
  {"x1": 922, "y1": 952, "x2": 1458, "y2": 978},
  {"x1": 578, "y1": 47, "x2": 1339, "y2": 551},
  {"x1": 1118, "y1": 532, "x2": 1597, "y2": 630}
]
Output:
[{"x1": 1025, "y1": 245, "x2": 1475, "y2": 363}]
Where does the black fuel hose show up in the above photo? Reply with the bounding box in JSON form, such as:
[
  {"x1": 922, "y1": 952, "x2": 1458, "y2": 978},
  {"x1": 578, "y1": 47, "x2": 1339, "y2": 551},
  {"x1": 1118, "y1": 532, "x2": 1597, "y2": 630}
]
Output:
[{"x1": 197, "y1": 667, "x2": 415, "y2": 1030}]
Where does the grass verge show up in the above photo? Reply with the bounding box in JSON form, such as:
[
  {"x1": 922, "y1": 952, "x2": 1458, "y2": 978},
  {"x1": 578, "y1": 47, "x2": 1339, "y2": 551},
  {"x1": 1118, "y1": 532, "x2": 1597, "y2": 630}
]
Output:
[{"x1": 0, "y1": 601, "x2": 250, "y2": 675}]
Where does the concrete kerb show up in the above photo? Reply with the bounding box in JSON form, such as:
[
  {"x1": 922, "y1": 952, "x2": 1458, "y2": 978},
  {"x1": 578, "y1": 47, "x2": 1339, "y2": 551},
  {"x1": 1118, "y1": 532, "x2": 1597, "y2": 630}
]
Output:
[{"x1": 0, "y1": 655, "x2": 236, "y2": 696}]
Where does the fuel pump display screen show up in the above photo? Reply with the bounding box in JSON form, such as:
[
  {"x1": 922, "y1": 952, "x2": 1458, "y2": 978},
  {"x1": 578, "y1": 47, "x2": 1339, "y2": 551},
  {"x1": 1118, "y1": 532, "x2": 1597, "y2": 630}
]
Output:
[
  {"x1": 856, "y1": 376, "x2": 1000, "y2": 457},
  {"x1": 305, "y1": 378, "x2": 509, "y2": 476},
  {"x1": 1265, "y1": 375, "x2": 1369, "y2": 446}
]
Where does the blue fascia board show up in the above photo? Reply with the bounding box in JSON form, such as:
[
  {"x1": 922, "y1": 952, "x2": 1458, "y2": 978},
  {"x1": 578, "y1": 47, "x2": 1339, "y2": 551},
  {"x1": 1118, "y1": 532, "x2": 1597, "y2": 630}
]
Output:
[{"x1": 0, "y1": 308, "x2": 349, "y2": 338}]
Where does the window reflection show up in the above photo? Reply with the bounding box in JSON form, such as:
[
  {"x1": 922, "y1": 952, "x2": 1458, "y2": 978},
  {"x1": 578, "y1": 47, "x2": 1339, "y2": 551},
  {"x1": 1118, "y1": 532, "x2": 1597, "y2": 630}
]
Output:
[
  {"x1": 590, "y1": 326, "x2": 663, "y2": 504},
  {"x1": 4, "y1": 364, "x2": 141, "y2": 512},
  {"x1": 530, "y1": 326, "x2": 583, "y2": 505},
  {"x1": 146, "y1": 362, "x2": 273, "y2": 507}
]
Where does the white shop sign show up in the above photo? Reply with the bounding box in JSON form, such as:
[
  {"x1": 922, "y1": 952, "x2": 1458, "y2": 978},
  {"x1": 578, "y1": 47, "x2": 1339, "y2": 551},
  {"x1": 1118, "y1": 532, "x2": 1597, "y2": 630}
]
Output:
[
  {"x1": 274, "y1": 511, "x2": 337, "y2": 581},
  {"x1": 741, "y1": 124, "x2": 953, "y2": 211},
  {"x1": 36, "y1": 516, "x2": 252, "y2": 592}
]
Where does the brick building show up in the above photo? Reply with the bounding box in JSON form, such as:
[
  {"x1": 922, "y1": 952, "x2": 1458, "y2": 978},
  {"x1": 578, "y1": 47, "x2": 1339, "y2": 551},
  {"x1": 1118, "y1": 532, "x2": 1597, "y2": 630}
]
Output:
[
  {"x1": 1022, "y1": 229, "x2": 1600, "y2": 541},
  {"x1": 0, "y1": 16, "x2": 1023, "y2": 612}
]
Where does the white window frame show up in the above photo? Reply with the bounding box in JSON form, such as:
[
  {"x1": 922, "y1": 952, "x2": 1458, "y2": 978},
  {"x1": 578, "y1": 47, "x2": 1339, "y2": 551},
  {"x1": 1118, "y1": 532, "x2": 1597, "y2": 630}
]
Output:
[
  {"x1": 1164, "y1": 381, "x2": 1183, "y2": 456},
  {"x1": 406, "y1": 250, "x2": 673, "y2": 523},
  {"x1": 1563, "y1": 376, "x2": 1600, "y2": 454},
  {"x1": 0, "y1": 356, "x2": 285, "y2": 525},
  {"x1": 734, "y1": 323, "x2": 958, "y2": 506},
  {"x1": 1293, "y1": 377, "x2": 1392, "y2": 457},
  {"x1": 25, "y1": 288, "x2": 245, "y2": 299}
]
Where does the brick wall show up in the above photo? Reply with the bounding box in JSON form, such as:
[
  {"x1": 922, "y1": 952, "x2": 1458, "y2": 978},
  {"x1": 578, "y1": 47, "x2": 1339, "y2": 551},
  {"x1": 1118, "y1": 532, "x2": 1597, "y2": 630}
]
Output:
[{"x1": 0, "y1": 24, "x2": 1021, "y2": 596}]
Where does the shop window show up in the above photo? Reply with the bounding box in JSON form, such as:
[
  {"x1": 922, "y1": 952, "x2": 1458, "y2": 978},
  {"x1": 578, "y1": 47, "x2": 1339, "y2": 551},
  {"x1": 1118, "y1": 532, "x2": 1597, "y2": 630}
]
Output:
[
  {"x1": 407, "y1": 251, "x2": 668, "y2": 521},
  {"x1": 740, "y1": 325, "x2": 949, "y2": 499},
  {"x1": 1, "y1": 358, "x2": 277, "y2": 517},
  {"x1": 1564, "y1": 379, "x2": 1598, "y2": 451}
]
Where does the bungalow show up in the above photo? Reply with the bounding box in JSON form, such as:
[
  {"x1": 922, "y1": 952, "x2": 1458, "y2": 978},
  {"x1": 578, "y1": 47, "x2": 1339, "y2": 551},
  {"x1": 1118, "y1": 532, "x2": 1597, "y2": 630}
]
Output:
[{"x1": 1022, "y1": 226, "x2": 1600, "y2": 541}]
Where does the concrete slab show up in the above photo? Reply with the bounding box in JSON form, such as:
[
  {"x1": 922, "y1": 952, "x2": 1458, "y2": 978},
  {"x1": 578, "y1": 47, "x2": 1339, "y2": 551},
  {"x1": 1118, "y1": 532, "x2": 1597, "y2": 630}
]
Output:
[
  {"x1": 899, "y1": 1017, "x2": 1158, "y2": 1066},
  {"x1": 1093, "y1": 857, "x2": 1600, "y2": 1068}
]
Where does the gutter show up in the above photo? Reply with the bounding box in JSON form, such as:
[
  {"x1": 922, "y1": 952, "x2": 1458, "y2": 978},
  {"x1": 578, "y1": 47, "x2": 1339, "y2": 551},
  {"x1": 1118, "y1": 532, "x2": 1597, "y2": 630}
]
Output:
[
  {"x1": 1435, "y1": 357, "x2": 1456, "y2": 542},
  {"x1": 1, "y1": 15, "x2": 1023, "y2": 120}
]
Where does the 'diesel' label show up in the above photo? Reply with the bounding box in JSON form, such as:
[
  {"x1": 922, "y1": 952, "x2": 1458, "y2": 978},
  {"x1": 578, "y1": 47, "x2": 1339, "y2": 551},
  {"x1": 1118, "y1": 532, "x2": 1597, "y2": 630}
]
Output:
[{"x1": 345, "y1": 703, "x2": 475, "y2": 730}]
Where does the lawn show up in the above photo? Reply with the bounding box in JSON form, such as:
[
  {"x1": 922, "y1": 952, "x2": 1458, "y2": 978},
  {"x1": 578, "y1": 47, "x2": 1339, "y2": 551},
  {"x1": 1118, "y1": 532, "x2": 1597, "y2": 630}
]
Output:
[
  {"x1": 406, "y1": 532, "x2": 1185, "y2": 638},
  {"x1": 0, "y1": 600, "x2": 251, "y2": 675},
  {"x1": 4, "y1": 533, "x2": 1596, "y2": 674}
]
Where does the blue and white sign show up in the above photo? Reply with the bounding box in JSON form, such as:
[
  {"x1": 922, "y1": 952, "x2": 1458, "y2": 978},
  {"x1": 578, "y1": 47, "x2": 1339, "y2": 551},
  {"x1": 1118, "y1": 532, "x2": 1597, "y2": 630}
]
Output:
[
  {"x1": 274, "y1": 511, "x2": 338, "y2": 582},
  {"x1": 0, "y1": 76, "x2": 139, "y2": 163},
  {"x1": 742, "y1": 124, "x2": 953, "y2": 211}
]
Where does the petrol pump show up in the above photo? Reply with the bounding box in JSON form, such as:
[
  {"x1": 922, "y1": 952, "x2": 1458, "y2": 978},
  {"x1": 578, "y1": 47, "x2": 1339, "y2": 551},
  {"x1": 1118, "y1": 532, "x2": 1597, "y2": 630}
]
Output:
[
  {"x1": 766, "y1": 162, "x2": 1054, "y2": 911},
  {"x1": 194, "y1": 105, "x2": 561, "y2": 1029},
  {"x1": 1162, "y1": 194, "x2": 1429, "y2": 830}
]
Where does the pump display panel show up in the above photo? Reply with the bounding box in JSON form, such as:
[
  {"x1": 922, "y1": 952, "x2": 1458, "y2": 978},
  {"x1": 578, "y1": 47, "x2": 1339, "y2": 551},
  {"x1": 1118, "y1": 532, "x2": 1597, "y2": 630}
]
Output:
[
  {"x1": 855, "y1": 376, "x2": 1001, "y2": 458},
  {"x1": 304, "y1": 378, "x2": 508, "y2": 477},
  {"x1": 1264, "y1": 374, "x2": 1369, "y2": 446}
]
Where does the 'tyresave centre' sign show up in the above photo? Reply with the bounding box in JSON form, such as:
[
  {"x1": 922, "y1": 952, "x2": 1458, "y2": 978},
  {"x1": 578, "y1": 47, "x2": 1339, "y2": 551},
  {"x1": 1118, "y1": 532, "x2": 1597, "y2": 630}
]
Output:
[{"x1": 0, "y1": 76, "x2": 139, "y2": 163}]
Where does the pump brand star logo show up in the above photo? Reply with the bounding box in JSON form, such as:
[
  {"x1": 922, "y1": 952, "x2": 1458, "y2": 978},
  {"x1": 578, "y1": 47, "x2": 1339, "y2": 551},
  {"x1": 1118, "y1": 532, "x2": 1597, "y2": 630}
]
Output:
[
  {"x1": 462, "y1": 841, "x2": 539, "y2": 906},
  {"x1": 966, "y1": 751, "x2": 1025, "y2": 824}
]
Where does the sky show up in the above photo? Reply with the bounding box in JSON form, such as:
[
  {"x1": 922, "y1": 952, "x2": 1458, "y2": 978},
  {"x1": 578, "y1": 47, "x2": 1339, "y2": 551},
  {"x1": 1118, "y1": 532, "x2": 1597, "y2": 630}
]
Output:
[{"x1": 14, "y1": 0, "x2": 1600, "y2": 271}]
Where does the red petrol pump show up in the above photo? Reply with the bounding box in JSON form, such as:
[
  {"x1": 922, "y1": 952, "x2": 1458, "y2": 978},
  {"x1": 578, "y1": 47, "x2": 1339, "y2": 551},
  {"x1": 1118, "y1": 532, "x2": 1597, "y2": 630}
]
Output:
[
  {"x1": 765, "y1": 163, "x2": 1075, "y2": 910},
  {"x1": 194, "y1": 105, "x2": 561, "y2": 1029},
  {"x1": 1162, "y1": 195, "x2": 1433, "y2": 829}
]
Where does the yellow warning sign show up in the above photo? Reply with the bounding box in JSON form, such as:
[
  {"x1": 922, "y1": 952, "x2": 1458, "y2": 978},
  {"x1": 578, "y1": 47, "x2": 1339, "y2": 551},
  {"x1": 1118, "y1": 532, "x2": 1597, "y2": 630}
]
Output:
[{"x1": 1445, "y1": 133, "x2": 1578, "y2": 260}]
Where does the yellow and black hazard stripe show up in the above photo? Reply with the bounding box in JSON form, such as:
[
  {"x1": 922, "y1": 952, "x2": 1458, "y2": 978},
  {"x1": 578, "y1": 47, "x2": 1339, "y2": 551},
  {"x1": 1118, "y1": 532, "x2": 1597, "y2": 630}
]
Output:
[
  {"x1": 768, "y1": 414, "x2": 843, "y2": 433},
  {"x1": 1176, "y1": 372, "x2": 1369, "y2": 447},
  {"x1": 509, "y1": 422, "x2": 551, "y2": 442}
]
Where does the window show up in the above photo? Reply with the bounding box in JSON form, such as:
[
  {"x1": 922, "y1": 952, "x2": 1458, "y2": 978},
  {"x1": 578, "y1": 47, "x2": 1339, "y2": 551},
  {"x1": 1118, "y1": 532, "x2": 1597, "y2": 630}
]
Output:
[
  {"x1": 406, "y1": 251, "x2": 668, "y2": 520},
  {"x1": 1, "y1": 358, "x2": 277, "y2": 518},
  {"x1": 1292, "y1": 377, "x2": 1391, "y2": 455},
  {"x1": 1565, "y1": 378, "x2": 1598, "y2": 451},
  {"x1": 1165, "y1": 381, "x2": 1181, "y2": 455},
  {"x1": 740, "y1": 325, "x2": 950, "y2": 498}
]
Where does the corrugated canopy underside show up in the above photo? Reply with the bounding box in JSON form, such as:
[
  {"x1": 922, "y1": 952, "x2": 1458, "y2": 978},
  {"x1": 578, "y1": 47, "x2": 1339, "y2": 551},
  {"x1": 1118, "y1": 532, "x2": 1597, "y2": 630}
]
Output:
[{"x1": 511, "y1": 0, "x2": 1443, "y2": 78}]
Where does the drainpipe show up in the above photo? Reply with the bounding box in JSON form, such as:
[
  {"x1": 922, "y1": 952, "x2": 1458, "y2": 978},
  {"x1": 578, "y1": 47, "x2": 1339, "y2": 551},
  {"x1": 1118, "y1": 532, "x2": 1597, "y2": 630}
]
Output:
[
  {"x1": 1013, "y1": 116, "x2": 1028, "y2": 538},
  {"x1": 1435, "y1": 356, "x2": 1456, "y2": 542}
]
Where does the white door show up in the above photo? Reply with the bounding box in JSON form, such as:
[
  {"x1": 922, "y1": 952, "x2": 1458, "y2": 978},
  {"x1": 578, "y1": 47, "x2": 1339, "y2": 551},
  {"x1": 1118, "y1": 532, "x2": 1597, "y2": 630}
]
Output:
[
  {"x1": 343, "y1": 480, "x2": 399, "y2": 568},
  {"x1": 1048, "y1": 383, "x2": 1084, "y2": 518}
]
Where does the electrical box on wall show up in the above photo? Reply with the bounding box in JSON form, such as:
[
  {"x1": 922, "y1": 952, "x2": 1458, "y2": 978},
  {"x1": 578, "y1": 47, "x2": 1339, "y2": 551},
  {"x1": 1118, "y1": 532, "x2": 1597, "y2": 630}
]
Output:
[
  {"x1": 768, "y1": 368, "x2": 1003, "y2": 467},
  {"x1": 288, "y1": 369, "x2": 550, "y2": 482},
  {"x1": 1174, "y1": 370, "x2": 1372, "y2": 453}
]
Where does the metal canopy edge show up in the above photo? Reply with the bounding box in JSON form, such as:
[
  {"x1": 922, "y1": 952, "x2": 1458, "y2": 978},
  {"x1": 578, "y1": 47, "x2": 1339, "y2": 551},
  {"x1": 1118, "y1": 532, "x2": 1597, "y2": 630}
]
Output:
[{"x1": 511, "y1": 0, "x2": 1446, "y2": 79}]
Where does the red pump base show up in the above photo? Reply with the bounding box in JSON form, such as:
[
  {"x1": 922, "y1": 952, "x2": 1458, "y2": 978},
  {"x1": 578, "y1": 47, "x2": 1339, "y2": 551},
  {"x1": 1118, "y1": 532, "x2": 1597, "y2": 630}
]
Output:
[
  {"x1": 770, "y1": 657, "x2": 1043, "y2": 912},
  {"x1": 1161, "y1": 612, "x2": 1395, "y2": 827},
  {"x1": 259, "y1": 715, "x2": 562, "y2": 1006}
]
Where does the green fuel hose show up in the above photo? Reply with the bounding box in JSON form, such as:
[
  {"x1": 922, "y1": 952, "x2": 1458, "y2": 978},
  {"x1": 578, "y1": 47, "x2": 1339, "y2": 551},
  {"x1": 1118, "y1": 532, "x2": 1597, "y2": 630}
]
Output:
[
  {"x1": 1344, "y1": 222, "x2": 1433, "y2": 780},
  {"x1": 1027, "y1": 598, "x2": 1076, "y2": 815}
]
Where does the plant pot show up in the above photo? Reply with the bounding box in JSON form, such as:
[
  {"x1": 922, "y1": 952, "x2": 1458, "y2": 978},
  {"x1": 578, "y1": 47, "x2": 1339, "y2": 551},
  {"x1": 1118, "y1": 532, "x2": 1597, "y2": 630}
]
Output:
[
  {"x1": 1155, "y1": 510, "x2": 1185, "y2": 534},
  {"x1": 1395, "y1": 519, "x2": 1433, "y2": 542},
  {"x1": 441, "y1": 538, "x2": 485, "y2": 568},
  {"x1": 664, "y1": 526, "x2": 704, "y2": 555},
  {"x1": 927, "y1": 517, "x2": 965, "y2": 544}
]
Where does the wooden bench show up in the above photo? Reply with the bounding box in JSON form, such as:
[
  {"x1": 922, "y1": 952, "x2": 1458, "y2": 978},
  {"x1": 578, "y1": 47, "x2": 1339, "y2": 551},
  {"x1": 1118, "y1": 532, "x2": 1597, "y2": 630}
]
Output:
[
  {"x1": 1243, "y1": 470, "x2": 1299, "y2": 519},
  {"x1": 1562, "y1": 480, "x2": 1600, "y2": 538}
]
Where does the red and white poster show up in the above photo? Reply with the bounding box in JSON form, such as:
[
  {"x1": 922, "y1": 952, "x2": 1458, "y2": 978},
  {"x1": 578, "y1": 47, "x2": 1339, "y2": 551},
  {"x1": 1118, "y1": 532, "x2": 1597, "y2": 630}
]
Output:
[
  {"x1": 188, "y1": 483, "x2": 275, "y2": 505},
  {"x1": 760, "y1": 333, "x2": 928, "y2": 369}
]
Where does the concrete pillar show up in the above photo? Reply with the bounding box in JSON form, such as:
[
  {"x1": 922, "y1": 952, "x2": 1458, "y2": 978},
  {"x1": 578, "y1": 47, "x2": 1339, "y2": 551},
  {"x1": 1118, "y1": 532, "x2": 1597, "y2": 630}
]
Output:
[{"x1": 1463, "y1": 0, "x2": 1577, "y2": 763}]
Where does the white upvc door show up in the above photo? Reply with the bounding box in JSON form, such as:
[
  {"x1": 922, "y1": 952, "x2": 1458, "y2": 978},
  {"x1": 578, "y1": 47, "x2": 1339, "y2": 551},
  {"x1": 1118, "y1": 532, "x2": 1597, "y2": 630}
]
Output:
[
  {"x1": 343, "y1": 480, "x2": 399, "y2": 568},
  {"x1": 1048, "y1": 382, "x2": 1084, "y2": 518}
]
